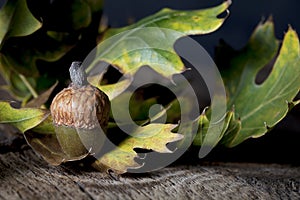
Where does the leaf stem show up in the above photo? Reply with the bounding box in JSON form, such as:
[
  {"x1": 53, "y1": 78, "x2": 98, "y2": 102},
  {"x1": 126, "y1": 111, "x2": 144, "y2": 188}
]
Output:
[{"x1": 18, "y1": 74, "x2": 38, "y2": 99}]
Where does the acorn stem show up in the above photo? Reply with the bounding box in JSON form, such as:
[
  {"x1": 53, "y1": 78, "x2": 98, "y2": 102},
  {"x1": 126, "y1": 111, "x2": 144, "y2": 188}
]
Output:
[{"x1": 69, "y1": 61, "x2": 88, "y2": 87}]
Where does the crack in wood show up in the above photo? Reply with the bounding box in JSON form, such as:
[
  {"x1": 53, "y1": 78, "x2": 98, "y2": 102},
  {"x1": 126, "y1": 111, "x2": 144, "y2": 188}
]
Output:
[{"x1": 75, "y1": 181, "x2": 96, "y2": 200}]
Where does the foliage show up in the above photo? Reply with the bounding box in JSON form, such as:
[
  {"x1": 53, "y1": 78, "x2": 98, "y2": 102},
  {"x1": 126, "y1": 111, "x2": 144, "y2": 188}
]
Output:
[
  {"x1": 219, "y1": 21, "x2": 300, "y2": 147},
  {"x1": 0, "y1": 0, "x2": 300, "y2": 174},
  {"x1": 94, "y1": 123, "x2": 182, "y2": 174},
  {"x1": 192, "y1": 20, "x2": 300, "y2": 148}
]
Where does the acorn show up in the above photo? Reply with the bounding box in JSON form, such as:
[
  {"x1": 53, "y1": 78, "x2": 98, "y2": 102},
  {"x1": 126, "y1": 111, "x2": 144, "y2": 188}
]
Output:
[{"x1": 50, "y1": 62, "x2": 110, "y2": 161}]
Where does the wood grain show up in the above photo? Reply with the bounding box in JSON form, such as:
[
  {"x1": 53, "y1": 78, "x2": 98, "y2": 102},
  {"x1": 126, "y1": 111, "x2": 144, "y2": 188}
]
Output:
[{"x1": 0, "y1": 148, "x2": 299, "y2": 200}]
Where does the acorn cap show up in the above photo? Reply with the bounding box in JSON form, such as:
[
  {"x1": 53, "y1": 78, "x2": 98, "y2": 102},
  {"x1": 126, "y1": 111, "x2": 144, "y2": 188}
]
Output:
[
  {"x1": 50, "y1": 62, "x2": 110, "y2": 130},
  {"x1": 50, "y1": 85, "x2": 110, "y2": 129}
]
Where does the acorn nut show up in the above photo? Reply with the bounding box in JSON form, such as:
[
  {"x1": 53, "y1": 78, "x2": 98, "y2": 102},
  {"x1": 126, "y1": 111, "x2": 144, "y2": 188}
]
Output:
[{"x1": 50, "y1": 62, "x2": 110, "y2": 161}]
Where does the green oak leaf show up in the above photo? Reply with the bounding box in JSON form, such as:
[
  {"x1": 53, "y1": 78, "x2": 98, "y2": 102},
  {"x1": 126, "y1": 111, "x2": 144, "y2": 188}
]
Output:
[
  {"x1": 175, "y1": 106, "x2": 231, "y2": 158},
  {"x1": 70, "y1": 0, "x2": 92, "y2": 30},
  {"x1": 0, "y1": 36, "x2": 75, "y2": 100},
  {"x1": 31, "y1": 115, "x2": 55, "y2": 134},
  {"x1": 0, "y1": 0, "x2": 42, "y2": 48},
  {"x1": 0, "y1": 55, "x2": 34, "y2": 101},
  {"x1": 2, "y1": 34, "x2": 75, "y2": 77},
  {"x1": 193, "y1": 109, "x2": 233, "y2": 147},
  {"x1": 220, "y1": 108, "x2": 242, "y2": 145},
  {"x1": 0, "y1": 101, "x2": 49, "y2": 133},
  {"x1": 0, "y1": 0, "x2": 77, "y2": 100},
  {"x1": 218, "y1": 20, "x2": 300, "y2": 147},
  {"x1": 86, "y1": 0, "x2": 231, "y2": 79},
  {"x1": 93, "y1": 123, "x2": 183, "y2": 174},
  {"x1": 101, "y1": 0, "x2": 231, "y2": 39},
  {"x1": 88, "y1": 74, "x2": 133, "y2": 100}
]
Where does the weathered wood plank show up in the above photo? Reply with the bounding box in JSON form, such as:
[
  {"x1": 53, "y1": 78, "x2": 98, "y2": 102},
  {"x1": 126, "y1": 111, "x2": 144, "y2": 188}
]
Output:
[{"x1": 0, "y1": 148, "x2": 299, "y2": 200}]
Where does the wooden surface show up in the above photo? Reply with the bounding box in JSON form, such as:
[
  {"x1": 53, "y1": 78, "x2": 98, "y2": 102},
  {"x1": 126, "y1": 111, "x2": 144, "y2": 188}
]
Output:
[{"x1": 0, "y1": 147, "x2": 299, "y2": 200}]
